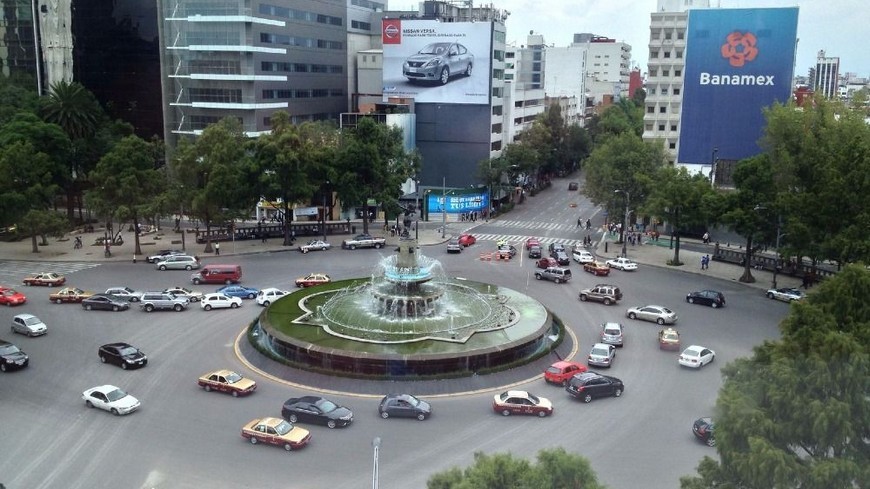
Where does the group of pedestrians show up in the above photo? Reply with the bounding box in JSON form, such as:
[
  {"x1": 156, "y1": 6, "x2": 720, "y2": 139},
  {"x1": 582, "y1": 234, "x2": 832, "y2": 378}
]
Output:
[
  {"x1": 700, "y1": 254, "x2": 711, "y2": 270},
  {"x1": 576, "y1": 217, "x2": 591, "y2": 230}
]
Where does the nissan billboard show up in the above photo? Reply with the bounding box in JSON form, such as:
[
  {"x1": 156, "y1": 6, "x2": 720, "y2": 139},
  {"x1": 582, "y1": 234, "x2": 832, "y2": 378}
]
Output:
[
  {"x1": 678, "y1": 8, "x2": 799, "y2": 164},
  {"x1": 382, "y1": 19, "x2": 492, "y2": 104}
]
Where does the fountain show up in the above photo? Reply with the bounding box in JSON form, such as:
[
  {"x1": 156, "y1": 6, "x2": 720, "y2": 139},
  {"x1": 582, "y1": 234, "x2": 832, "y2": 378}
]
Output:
[{"x1": 251, "y1": 238, "x2": 560, "y2": 378}]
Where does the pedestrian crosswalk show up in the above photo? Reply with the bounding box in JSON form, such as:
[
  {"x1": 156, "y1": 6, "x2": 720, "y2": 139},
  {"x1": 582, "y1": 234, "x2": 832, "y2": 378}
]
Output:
[
  {"x1": 486, "y1": 220, "x2": 576, "y2": 232},
  {"x1": 0, "y1": 261, "x2": 101, "y2": 285},
  {"x1": 470, "y1": 234, "x2": 586, "y2": 249}
]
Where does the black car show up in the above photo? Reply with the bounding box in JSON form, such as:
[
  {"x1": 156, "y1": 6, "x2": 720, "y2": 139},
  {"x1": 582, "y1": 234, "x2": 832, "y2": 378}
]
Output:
[
  {"x1": 686, "y1": 289, "x2": 726, "y2": 308},
  {"x1": 565, "y1": 372, "x2": 624, "y2": 403},
  {"x1": 692, "y1": 417, "x2": 715, "y2": 446},
  {"x1": 82, "y1": 294, "x2": 130, "y2": 312},
  {"x1": 0, "y1": 340, "x2": 29, "y2": 372},
  {"x1": 282, "y1": 396, "x2": 354, "y2": 429},
  {"x1": 98, "y1": 342, "x2": 147, "y2": 370},
  {"x1": 528, "y1": 245, "x2": 542, "y2": 259},
  {"x1": 548, "y1": 243, "x2": 567, "y2": 255},
  {"x1": 378, "y1": 393, "x2": 431, "y2": 421},
  {"x1": 552, "y1": 251, "x2": 570, "y2": 266}
]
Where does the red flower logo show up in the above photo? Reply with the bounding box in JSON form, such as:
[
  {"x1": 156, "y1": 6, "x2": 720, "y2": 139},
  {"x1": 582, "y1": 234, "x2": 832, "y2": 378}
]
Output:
[{"x1": 720, "y1": 31, "x2": 758, "y2": 67}]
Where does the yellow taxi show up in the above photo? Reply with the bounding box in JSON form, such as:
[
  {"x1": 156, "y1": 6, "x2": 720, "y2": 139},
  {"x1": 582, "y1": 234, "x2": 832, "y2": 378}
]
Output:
[
  {"x1": 49, "y1": 287, "x2": 95, "y2": 304},
  {"x1": 658, "y1": 327, "x2": 681, "y2": 350},
  {"x1": 241, "y1": 417, "x2": 311, "y2": 452},
  {"x1": 197, "y1": 369, "x2": 257, "y2": 397}
]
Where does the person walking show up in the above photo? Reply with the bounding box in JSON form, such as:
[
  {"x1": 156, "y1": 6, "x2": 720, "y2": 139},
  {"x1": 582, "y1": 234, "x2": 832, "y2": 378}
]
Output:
[
  {"x1": 700, "y1": 255, "x2": 707, "y2": 270},
  {"x1": 577, "y1": 217, "x2": 582, "y2": 228},
  {"x1": 585, "y1": 219, "x2": 591, "y2": 230},
  {"x1": 702, "y1": 232, "x2": 710, "y2": 244},
  {"x1": 215, "y1": 242, "x2": 220, "y2": 255}
]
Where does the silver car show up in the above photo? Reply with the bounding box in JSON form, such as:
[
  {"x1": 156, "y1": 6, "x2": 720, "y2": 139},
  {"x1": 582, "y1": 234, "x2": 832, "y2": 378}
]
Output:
[
  {"x1": 625, "y1": 305, "x2": 678, "y2": 325},
  {"x1": 587, "y1": 343, "x2": 616, "y2": 368},
  {"x1": 11, "y1": 313, "x2": 47, "y2": 337},
  {"x1": 155, "y1": 255, "x2": 200, "y2": 271},
  {"x1": 403, "y1": 42, "x2": 474, "y2": 85},
  {"x1": 600, "y1": 322, "x2": 624, "y2": 347}
]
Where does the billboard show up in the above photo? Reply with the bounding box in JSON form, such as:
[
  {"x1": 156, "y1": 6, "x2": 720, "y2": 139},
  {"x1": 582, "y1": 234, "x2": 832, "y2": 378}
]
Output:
[
  {"x1": 678, "y1": 8, "x2": 799, "y2": 164},
  {"x1": 382, "y1": 19, "x2": 492, "y2": 104},
  {"x1": 427, "y1": 191, "x2": 487, "y2": 214}
]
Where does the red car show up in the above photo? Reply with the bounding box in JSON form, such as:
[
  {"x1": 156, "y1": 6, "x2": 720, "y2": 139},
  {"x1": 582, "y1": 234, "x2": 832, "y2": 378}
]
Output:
[
  {"x1": 525, "y1": 237, "x2": 541, "y2": 250},
  {"x1": 0, "y1": 287, "x2": 27, "y2": 306},
  {"x1": 544, "y1": 361, "x2": 588, "y2": 385},
  {"x1": 22, "y1": 272, "x2": 65, "y2": 287},
  {"x1": 457, "y1": 234, "x2": 476, "y2": 247},
  {"x1": 536, "y1": 257, "x2": 559, "y2": 269}
]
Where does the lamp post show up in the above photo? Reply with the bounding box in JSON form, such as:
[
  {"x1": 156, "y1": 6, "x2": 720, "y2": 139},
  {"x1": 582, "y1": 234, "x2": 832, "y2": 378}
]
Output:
[
  {"x1": 614, "y1": 189, "x2": 630, "y2": 258},
  {"x1": 772, "y1": 215, "x2": 786, "y2": 289},
  {"x1": 441, "y1": 177, "x2": 446, "y2": 239},
  {"x1": 371, "y1": 437, "x2": 381, "y2": 489},
  {"x1": 415, "y1": 179, "x2": 420, "y2": 241},
  {"x1": 179, "y1": 185, "x2": 186, "y2": 251},
  {"x1": 322, "y1": 181, "x2": 330, "y2": 242}
]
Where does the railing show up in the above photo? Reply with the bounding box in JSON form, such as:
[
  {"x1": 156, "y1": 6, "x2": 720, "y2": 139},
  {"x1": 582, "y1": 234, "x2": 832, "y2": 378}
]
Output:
[
  {"x1": 711, "y1": 244, "x2": 835, "y2": 280},
  {"x1": 195, "y1": 221, "x2": 352, "y2": 243}
]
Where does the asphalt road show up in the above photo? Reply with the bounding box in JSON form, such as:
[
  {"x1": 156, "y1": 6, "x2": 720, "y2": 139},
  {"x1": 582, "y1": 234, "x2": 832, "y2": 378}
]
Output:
[{"x1": 0, "y1": 179, "x2": 792, "y2": 489}]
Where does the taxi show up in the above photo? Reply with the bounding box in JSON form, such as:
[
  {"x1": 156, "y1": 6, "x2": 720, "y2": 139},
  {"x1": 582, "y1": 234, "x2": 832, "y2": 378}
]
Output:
[
  {"x1": 658, "y1": 327, "x2": 681, "y2": 350},
  {"x1": 198, "y1": 369, "x2": 257, "y2": 397},
  {"x1": 492, "y1": 390, "x2": 553, "y2": 417},
  {"x1": 295, "y1": 273, "x2": 331, "y2": 288},
  {"x1": 23, "y1": 272, "x2": 65, "y2": 287},
  {"x1": 49, "y1": 287, "x2": 95, "y2": 304},
  {"x1": 241, "y1": 417, "x2": 311, "y2": 452}
]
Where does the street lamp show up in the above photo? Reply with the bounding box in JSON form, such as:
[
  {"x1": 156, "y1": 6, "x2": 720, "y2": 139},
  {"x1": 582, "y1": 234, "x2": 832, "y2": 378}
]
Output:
[
  {"x1": 614, "y1": 189, "x2": 630, "y2": 258},
  {"x1": 322, "y1": 181, "x2": 330, "y2": 242},
  {"x1": 371, "y1": 437, "x2": 381, "y2": 489},
  {"x1": 415, "y1": 179, "x2": 420, "y2": 241}
]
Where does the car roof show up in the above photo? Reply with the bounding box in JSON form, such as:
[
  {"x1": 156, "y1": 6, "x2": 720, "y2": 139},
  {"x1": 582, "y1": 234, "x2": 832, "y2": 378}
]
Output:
[
  {"x1": 13, "y1": 313, "x2": 36, "y2": 320},
  {"x1": 504, "y1": 390, "x2": 529, "y2": 397},
  {"x1": 207, "y1": 369, "x2": 236, "y2": 377},
  {"x1": 258, "y1": 417, "x2": 284, "y2": 427},
  {"x1": 550, "y1": 360, "x2": 581, "y2": 368},
  {"x1": 90, "y1": 384, "x2": 120, "y2": 394},
  {"x1": 101, "y1": 342, "x2": 131, "y2": 349}
]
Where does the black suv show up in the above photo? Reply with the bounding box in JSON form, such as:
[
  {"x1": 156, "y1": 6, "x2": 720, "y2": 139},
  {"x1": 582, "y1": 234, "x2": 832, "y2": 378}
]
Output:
[
  {"x1": 578, "y1": 284, "x2": 623, "y2": 305},
  {"x1": 0, "y1": 339, "x2": 29, "y2": 372},
  {"x1": 565, "y1": 372, "x2": 624, "y2": 403},
  {"x1": 139, "y1": 292, "x2": 189, "y2": 312},
  {"x1": 528, "y1": 245, "x2": 542, "y2": 259},
  {"x1": 534, "y1": 267, "x2": 572, "y2": 284}
]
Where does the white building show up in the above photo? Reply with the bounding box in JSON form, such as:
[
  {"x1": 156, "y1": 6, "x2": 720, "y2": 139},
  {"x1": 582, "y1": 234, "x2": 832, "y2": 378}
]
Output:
[
  {"x1": 504, "y1": 34, "x2": 546, "y2": 143},
  {"x1": 814, "y1": 50, "x2": 840, "y2": 99}
]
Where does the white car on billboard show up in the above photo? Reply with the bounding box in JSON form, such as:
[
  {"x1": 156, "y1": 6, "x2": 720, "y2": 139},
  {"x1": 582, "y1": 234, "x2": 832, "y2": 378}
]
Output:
[{"x1": 403, "y1": 42, "x2": 474, "y2": 85}]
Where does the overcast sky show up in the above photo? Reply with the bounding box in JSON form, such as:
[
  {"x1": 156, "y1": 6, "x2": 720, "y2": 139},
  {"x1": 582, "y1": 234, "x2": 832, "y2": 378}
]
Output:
[{"x1": 493, "y1": 0, "x2": 869, "y2": 78}]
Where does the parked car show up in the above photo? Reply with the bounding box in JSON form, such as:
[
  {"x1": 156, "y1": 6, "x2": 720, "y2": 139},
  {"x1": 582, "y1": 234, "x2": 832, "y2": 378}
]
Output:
[
  {"x1": 282, "y1": 396, "x2": 354, "y2": 429},
  {"x1": 217, "y1": 285, "x2": 259, "y2": 299},
  {"x1": 543, "y1": 361, "x2": 587, "y2": 386},
  {"x1": 82, "y1": 385, "x2": 140, "y2": 416},
  {"x1": 578, "y1": 284, "x2": 622, "y2": 305},
  {"x1": 766, "y1": 287, "x2": 805, "y2": 302},
  {"x1": 626, "y1": 305, "x2": 678, "y2": 325},
  {"x1": 403, "y1": 41, "x2": 474, "y2": 85},
  {"x1": 572, "y1": 249, "x2": 594, "y2": 264},
  {"x1": 162, "y1": 287, "x2": 203, "y2": 302},
  {"x1": 528, "y1": 245, "x2": 542, "y2": 259},
  {"x1": 679, "y1": 345, "x2": 716, "y2": 368},
  {"x1": 0, "y1": 286, "x2": 27, "y2": 306},
  {"x1": 0, "y1": 339, "x2": 29, "y2": 371},
  {"x1": 583, "y1": 261, "x2": 611, "y2": 276},
  {"x1": 605, "y1": 257, "x2": 638, "y2": 271},
  {"x1": 201, "y1": 293, "x2": 242, "y2": 310},
  {"x1": 587, "y1": 343, "x2": 616, "y2": 368},
  {"x1": 98, "y1": 342, "x2": 147, "y2": 370},
  {"x1": 378, "y1": 393, "x2": 431, "y2": 420},
  {"x1": 658, "y1": 327, "x2": 681, "y2": 350},
  {"x1": 686, "y1": 289, "x2": 726, "y2": 308},
  {"x1": 139, "y1": 292, "x2": 189, "y2": 312},
  {"x1": 295, "y1": 273, "x2": 331, "y2": 288},
  {"x1": 299, "y1": 240, "x2": 331, "y2": 253},
  {"x1": 446, "y1": 238, "x2": 463, "y2": 253},
  {"x1": 536, "y1": 257, "x2": 559, "y2": 269},
  {"x1": 146, "y1": 249, "x2": 185, "y2": 264},
  {"x1": 155, "y1": 254, "x2": 200, "y2": 271},
  {"x1": 104, "y1": 287, "x2": 143, "y2": 302},
  {"x1": 49, "y1": 287, "x2": 95, "y2": 304},
  {"x1": 198, "y1": 369, "x2": 257, "y2": 397},
  {"x1": 457, "y1": 234, "x2": 476, "y2": 247},
  {"x1": 566, "y1": 371, "x2": 624, "y2": 403},
  {"x1": 257, "y1": 287, "x2": 289, "y2": 306},
  {"x1": 492, "y1": 390, "x2": 553, "y2": 417},
  {"x1": 525, "y1": 237, "x2": 541, "y2": 250},
  {"x1": 22, "y1": 272, "x2": 65, "y2": 287},
  {"x1": 568, "y1": 182, "x2": 579, "y2": 191},
  {"x1": 241, "y1": 417, "x2": 311, "y2": 451},
  {"x1": 692, "y1": 417, "x2": 716, "y2": 446},
  {"x1": 600, "y1": 322, "x2": 625, "y2": 347},
  {"x1": 82, "y1": 294, "x2": 130, "y2": 311},
  {"x1": 534, "y1": 267, "x2": 572, "y2": 284},
  {"x1": 11, "y1": 313, "x2": 47, "y2": 337}
]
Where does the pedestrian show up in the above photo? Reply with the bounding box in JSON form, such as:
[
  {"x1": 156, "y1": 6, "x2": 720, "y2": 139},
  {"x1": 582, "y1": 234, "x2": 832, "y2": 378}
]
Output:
[
  {"x1": 700, "y1": 255, "x2": 707, "y2": 270},
  {"x1": 702, "y1": 232, "x2": 710, "y2": 244},
  {"x1": 704, "y1": 254, "x2": 710, "y2": 269},
  {"x1": 215, "y1": 242, "x2": 220, "y2": 255},
  {"x1": 801, "y1": 273, "x2": 809, "y2": 289},
  {"x1": 577, "y1": 217, "x2": 581, "y2": 228},
  {"x1": 586, "y1": 219, "x2": 591, "y2": 230},
  {"x1": 291, "y1": 230, "x2": 296, "y2": 244}
]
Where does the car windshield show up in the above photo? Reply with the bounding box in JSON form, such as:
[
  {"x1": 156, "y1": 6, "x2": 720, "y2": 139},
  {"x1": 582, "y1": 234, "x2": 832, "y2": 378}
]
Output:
[
  {"x1": 0, "y1": 344, "x2": 20, "y2": 354},
  {"x1": 527, "y1": 393, "x2": 540, "y2": 403},
  {"x1": 545, "y1": 366, "x2": 560, "y2": 374},
  {"x1": 684, "y1": 348, "x2": 701, "y2": 356},
  {"x1": 318, "y1": 399, "x2": 338, "y2": 412},
  {"x1": 2, "y1": 290, "x2": 17, "y2": 296},
  {"x1": 225, "y1": 372, "x2": 242, "y2": 383},
  {"x1": 591, "y1": 347, "x2": 610, "y2": 356},
  {"x1": 274, "y1": 420, "x2": 293, "y2": 435},
  {"x1": 419, "y1": 43, "x2": 449, "y2": 55},
  {"x1": 118, "y1": 346, "x2": 138, "y2": 356},
  {"x1": 24, "y1": 317, "x2": 42, "y2": 326},
  {"x1": 106, "y1": 388, "x2": 127, "y2": 402},
  {"x1": 604, "y1": 327, "x2": 620, "y2": 335}
]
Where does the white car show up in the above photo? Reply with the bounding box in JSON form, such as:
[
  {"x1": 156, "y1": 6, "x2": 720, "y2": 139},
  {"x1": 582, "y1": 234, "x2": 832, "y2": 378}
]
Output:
[
  {"x1": 572, "y1": 249, "x2": 594, "y2": 264},
  {"x1": 11, "y1": 313, "x2": 47, "y2": 337},
  {"x1": 257, "y1": 288, "x2": 289, "y2": 306},
  {"x1": 299, "y1": 240, "x2": 331, "y2": 253},
  {"x1": 82, "y1": 385, "x2": 140, "y2": 416},
  {"x1": 163, "y1": 286, "x2": 204, "y2": 302},
  {"x1": 104, "y1": 286, "x2": 143, "y2": 302},
  {"x1": 765, "y1": 287, "x2": 805, "y2": 302},
  {"x1": 201, "y1": 293, "x2": 242, "y2": 311},
  {"x1": 605, "y1": 257, "x2": 638, "y2": 271},
  {"x1": 678, "y1": 345, "x2": 716, "y2": 368}
]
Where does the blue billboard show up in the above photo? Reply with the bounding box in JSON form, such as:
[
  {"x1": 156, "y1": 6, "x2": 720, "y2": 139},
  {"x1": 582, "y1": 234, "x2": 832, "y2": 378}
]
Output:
[
  {"x1": 427, "y1": 191, "x2": 487, "y2": 214},
  {"x1": 678, "y1": 8, "x2": 798, "y2": 165}
]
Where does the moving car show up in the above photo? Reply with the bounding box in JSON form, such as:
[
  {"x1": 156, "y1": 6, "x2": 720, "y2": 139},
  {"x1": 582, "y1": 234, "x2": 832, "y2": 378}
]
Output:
[
  {"x1": 146, "y1": 249, "x2": 185, "y2": 264},
  {"x1": 163, "y1": 287, "x2": 203, "y2": 302},
  {"x1": 543, "y1": 361, "x2": 587, "y2": 386},
  {"x1": 600, "y1": 322, "x2": 625, "y2": 347},
  {"x1": 82, "y1": 294, "x2": 130, "y2": 311},
  {"x1": 525, "y1": 237, "x2": 541, "y2": 250},
  {"x1": 568, "y1": 182, "x2": 579, "y2": 191},
  {"x1": 446, "y1": 238, "x2": 463, "y2": 253},
  {"x1": 692, "y1": 417, "x2": 716, "y2": 446},
  {"x1": 22, "y1": 272, "x2": 65, "y2": 287},
  {"x1": 256, "y1": 288, "x2": 289, "y2": 306},
  {"x1": 686, "y1": 289, "x2": 726, "y2": 308},
  {"x1": 155, "y1": 254, "x2": 200, "y2": 271},
  {"x1": 104, "y1": 287, "x2": 143, "y2": 302},
  {"x1": 378, "y1": 393, "x2": 431, "y2": 420},
  {"x1": 534, "y1": 267, "x2": 572, "y2": 284},
  {"x1": 197, "y1": 369, "x2": 257, "y2": 397},
  {"x1": 626, "y1": 305, "x2": 678, "y2": 325},
  {"x1": 341, "y1": 234, "x2": 385, "y2": 250},
  {"x1": 566, "y1": 372, "x2": 624, "y2": 403},
  {"x1": 139, "y1": 292, "x2": 189, "y2": 312},
  {"x1": 295, "y1": 273, "x2": 331, "y2": 288},
  {"x1": 403, "y1": 41, "x2": 474, "y2": 85},
  {"x1": 578, "y1": 284, "x2": 622, "y2": 305},
  {"x1": 587, "y1": 343, "x2": 616, "y2": 368},
  {"x1": 217, "y1": 285, "x2": 259, "y2": 299},
  {"x1": 679, "y1": 345, "x2": 716, "y2": 368},
  {"x1": 492, "y1": 390, "x2": 553, "y2": 417},
  {"x1": 496, "y1": 244, "x2": 517, "y2": 259},
  {"x1": 551, "y1": 251, "x2": 571, "y2": 266},
  {"x1": 605, "y1": 257, "x2": 638, "y2": 271},
  {"x1": 11, "y1": 313, "x2": 47, "y2": 337},
  {"x1": 583, "y1": 261, "x2": 611, "y2": 276},
  {"x1": 572, "y1": 249, "x2": 594, "y2": 264},
  {"x1": 0, "y1": 340, "x2": 29, "y2": 371},
  {"x1": 49, "y1": 287, "x2": 95, "y2": 304},
  {"x1": 282, "y1": 396, "x2": 354, "y2": 428},
  {"x1": 98, "y1": 342, "x2": 147, "y2": 370},
  {"x1": 457, "y1": 234, "x2": 476, "y2": 247},
  {"x1": 0, "y1": 286, "x2": 26, "y2": 306},
  {"x1": 658, "y1": 327, "x2": 681, "y2": 350},
  {"x1": 536, "y1": 257, "x2": 559, "y2": 269},
  {"x1": 241, "y1": 417, "x2": 311, "y2": 451},
  {"x1": 82, "y1": 385, "x2": 140, "y2": 416},
  {"x1": 528, "y1": 245, "x2": 542, "y2": 259},
  {"x1": 201, "y1": 293, "x2": 242, "y2": 310},
  {"x1": 299, "y1": 240, "x2": 331, "y2": 253},
  {"x1": 766, "y1": 287, "x2": 805, "y2": 302}
]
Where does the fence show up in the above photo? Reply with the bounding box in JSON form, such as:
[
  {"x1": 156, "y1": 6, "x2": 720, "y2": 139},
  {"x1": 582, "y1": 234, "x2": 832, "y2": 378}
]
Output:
[
  {"x1": 711, "y1": 244, "x2": 836, "y2": 280},
  {"x1": 196, "y1": 221, "x2": 352, "y2": 244}
]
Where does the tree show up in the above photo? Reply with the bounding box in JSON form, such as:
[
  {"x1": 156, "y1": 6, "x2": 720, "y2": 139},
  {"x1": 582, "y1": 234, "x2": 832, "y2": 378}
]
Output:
[
  {"x1": 0, "y1": 75, "x2": 40, "y2": 126},
  {"x1": 681, "y1": 265, "x2": 870, "y2": 489},
  {"x1": 85, "y1": 136, "x2": 165, "y2": 256},
  {"x1": 587, "y1": 97, "x2": 644, "y2": 143},
  {"x1": 427, "y1": 448, "x2": 606, "y2": 489}
]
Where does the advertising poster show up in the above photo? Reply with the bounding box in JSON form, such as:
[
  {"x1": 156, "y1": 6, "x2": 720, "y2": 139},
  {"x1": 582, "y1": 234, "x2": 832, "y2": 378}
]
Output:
[
  {"x1": 678, "y1": 8, "x2": 799, "y2": 164},
  {"x1": 427, "y1": 192, "x2": 487, "y2": 214},
  {"x1": 382, "y1": 19, "x2": 492, "y2": 104}
]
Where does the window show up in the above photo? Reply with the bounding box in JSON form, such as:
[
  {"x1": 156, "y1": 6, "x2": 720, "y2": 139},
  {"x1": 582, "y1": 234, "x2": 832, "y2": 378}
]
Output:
[
  {"x1": 647, "y1": 106, "x2": 655, "y2": 114},
  {"x1": 661, "y1": 87, "x2": 668, "y2": 95},
  {"x1": 676, "y1": 50, "x2": 683, "y2": 58},
  {"x1": 659, "y1": 106, "x2": 666, "y2": 113},
  {"x1": 648, "y1": 87, "x2": 656, "y2": 95},
  {"x1": 664, "y1": 32, "x2": 672, "y2": 40},
  {"x1": 669, "y1": 142, "x2": 676, "y2": 149},
  {"x1": 351, "y1": 20, "x2": 371, "y2": 30},
  {"x1": 677, "y1": 31, "x2": 685, "y2": 40},
  {"x1": 674, "y1": 69, "x2": 682, "y2": 77},
  {"x1": 662, "y1": 69, "x2": 670, "y2": 77},
  {"x1": 658, "y1": 124, "x2": 665, "y2": 131},
  {"x1": 649, "y1": 68, "x2": 657, "y2": 77},
  {"x1": 664, "y1": 51, "x2": 671, "y2": 58},
  {"x1": 673, "y1": 88, "x2": 680, "y2": 95},
  {"x1": 670, "y1": 124, "x2": 677, "y2": 131},
  {"x1": 650, "y1": 50, "x2": 659, "y2": 58}
]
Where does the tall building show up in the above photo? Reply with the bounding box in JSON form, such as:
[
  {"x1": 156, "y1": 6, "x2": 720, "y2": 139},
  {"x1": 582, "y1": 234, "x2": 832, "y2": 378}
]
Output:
[
  {"x1": 504, "y1": 34, "x2": 546, "y2": 144},
  {"x1": 0, "y1": 0, "x2": 40, "y2": 83},
  {"x1": 813, "y1": 50, "x2": 839, "y2": 99}
]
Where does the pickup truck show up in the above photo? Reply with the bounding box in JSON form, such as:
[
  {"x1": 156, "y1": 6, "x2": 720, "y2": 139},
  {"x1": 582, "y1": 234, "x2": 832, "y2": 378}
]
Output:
[{"x1": 341, "y1": 234, "x2": 386, "y2": 250}]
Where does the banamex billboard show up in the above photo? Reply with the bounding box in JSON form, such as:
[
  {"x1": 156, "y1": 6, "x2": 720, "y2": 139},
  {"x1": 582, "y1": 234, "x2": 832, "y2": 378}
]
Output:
[
  {"x1": 678, "y1": 8, "x2": 798, "y2": 164},
  {"x1": 382, "y1": 19, "x2": 492, "y2": 104}
]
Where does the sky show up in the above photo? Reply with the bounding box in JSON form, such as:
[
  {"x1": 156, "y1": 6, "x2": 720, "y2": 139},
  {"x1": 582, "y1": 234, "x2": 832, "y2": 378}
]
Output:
[{"x1": 491, "y1": 0, "x2": 870, "y2": 78}]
